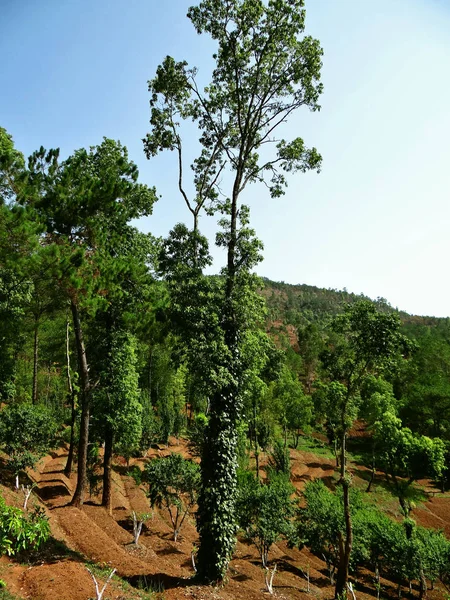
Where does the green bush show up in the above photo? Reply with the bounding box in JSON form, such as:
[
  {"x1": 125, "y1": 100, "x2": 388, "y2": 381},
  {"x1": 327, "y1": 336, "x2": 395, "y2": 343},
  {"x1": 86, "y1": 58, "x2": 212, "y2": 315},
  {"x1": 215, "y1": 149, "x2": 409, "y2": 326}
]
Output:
[
  {"x1": 296, "y1": 480, "x2": 450, "y2": 592},
  {"x1": 0, "y1": 496, "x2": 50, "y2": 556},
  {"x1": 128, "y1": 465, "x2": 143, "y2": 486},
  {"x1": 0, "y1": 403, "x2": 57, "y2": 487},
  {"x1": 188, "y1": 412, "x2": 209, "y2": 455},
  {"x1": 266, "y1": 439, "x2": 291, "y2": 480},
  {"x1": 144, "y1": 453, "x2": 200, "y2": 541},
  {"x1": 237, "y1": 473, "x2": 295, "y2": 567}
]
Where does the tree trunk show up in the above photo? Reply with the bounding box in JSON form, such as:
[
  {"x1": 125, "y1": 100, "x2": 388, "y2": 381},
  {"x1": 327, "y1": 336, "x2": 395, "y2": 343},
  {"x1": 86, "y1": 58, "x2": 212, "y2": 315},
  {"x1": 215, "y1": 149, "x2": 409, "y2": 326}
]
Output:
[
  {"x1": 102, "y1": 425, "x2": 114, "y2": 514},
  {"x1": 335, "y1": 431, "x2": 352, "y2": 599},
  {"x1": 419, "y1": 567, "x2": 427, "y2": 599},
  {"x1": 366, "y1": 468, "x2": 375, "y2": 493},
  {"x1": 64, "y1": 393, "x2": 77, "y2": 477},
  {"x1": 253, "y1": 403, "x2": 260, "y2": 481},
  {"x1": 196, "y1": 187, "x2": 241, "y2": 582},
  {"x1": 196, "y1": 383, "x2": 241, "y2": 582},
  {"x1": 70, "y1": 300, "x2": 90, "y2": 507},
  {"x1": 64, "y1": 313, "x2": 76, "y2": 477},
  {"x1": 366, "y1": 447, "x2": 376, "y2": 493},
  {"x1": 32, "y1": 318, "x2": 39, "y2": 404}
]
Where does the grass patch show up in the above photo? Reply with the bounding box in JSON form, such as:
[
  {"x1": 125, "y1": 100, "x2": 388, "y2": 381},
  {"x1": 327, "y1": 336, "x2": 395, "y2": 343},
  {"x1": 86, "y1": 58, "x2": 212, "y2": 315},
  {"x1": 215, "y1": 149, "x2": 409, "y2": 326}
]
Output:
[
  {"x1": 0, "y1": 590, "x2": 21, "y2": 600},
  {"x1": 291, "y1": 434, "x2": 335, "y2": 459},
  {"x1": 85, "y1": 562, "x2": 158, "y2": 600}
]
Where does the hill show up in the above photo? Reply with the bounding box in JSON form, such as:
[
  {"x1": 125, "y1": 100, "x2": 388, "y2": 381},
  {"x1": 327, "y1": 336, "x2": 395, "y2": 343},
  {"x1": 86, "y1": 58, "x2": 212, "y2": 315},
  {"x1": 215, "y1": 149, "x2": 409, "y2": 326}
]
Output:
[{"x1": 260, "y1": 277, "x2": 450, "y2": 347}]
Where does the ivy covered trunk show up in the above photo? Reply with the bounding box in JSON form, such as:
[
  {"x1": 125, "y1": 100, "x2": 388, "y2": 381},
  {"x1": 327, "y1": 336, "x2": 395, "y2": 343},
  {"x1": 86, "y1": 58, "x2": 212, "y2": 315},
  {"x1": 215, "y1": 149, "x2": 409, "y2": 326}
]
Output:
[
  {"x1": 144, "y1": 0, "x2": 324, "y2": 583},
  {"x1": 196, "y1": 382, "x2": 241, "y2": 580},
  {"x1": 64, "y1": 397, "x2": 76, "y2": 477},
  {"x1": 197, "y1": 194, "x2": 241, "y2": 582}
]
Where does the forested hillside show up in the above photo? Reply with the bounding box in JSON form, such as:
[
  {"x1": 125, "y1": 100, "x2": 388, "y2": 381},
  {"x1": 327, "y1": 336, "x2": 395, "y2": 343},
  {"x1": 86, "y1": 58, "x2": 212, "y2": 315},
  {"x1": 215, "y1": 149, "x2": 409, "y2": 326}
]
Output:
[
  {"x1": 1, "y1": 1, "x2": 450, "y2": 599},
  {"x1": 262, "y1": 278, "x2": 450, "y2": 440}
]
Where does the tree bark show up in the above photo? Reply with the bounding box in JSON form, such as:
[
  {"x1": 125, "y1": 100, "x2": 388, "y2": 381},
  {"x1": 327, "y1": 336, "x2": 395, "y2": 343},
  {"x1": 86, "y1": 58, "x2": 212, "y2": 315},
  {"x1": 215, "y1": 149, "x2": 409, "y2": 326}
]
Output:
[
  {"x1": 335, "y1": 431, "x2": 352, "y2": 599},
  {"x1": 366, "y1": 447, "x2": 376, "y2": 493},
  {"x1": 64, "y1": 393, "x2": 77, "y2": 477},
  {"x1": 102, "y1": 424, "x2": 114, "y2": 514},
  {"x1": 64, "y1": 312, "x2": 76, "y2": 477},
  {"x1": 70, "y1": 300, "x2": 90, "y2": 507},
  {"x1": 32, "y1": 317, "x2": 39, "y2": 404},
  {"x1": 419, "y1": 568, "x2": 427, "y2": 599}
]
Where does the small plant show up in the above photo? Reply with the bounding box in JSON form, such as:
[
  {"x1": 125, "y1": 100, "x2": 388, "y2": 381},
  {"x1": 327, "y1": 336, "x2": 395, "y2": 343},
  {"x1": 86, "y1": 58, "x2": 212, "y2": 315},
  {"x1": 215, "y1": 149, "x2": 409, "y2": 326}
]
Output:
[
  {"x1": 0, "y1": 496, "x2": 50, "y2": 556},
  {"x1": 0, "y1": 403, "x2": 57, "y2": 489},
  {"x1": 21, "y1": 483, "x2": 37, "y2": 510},
  {"x1": 131, "y1": 511, "x2": 152, "y2": 546},
  {"x1": 266, "y1": 439, "x2": 291, "y2": 480},
  {"x1": 86, "y1": 565, "x2": 116, "y2": 600},
  {"x1": 237, "y1": 473, "x2": 295, "y2": 568},
  {"x1": 191, "y1": 544, "x2": 198, "y2": 573},
  {"x1": 301, "y1": 563, "x2": 310, "y2": 593},
  {"x1": 347, "y1": 581, "x2": 356, "y2": 600},
  {"x1": 264, "y1": 563, "x2": 277, "y2": 594},
  {"x1": 144, "y1": 453, "x2": 200, "y2": 542},
  {"x1": 374, "y1": 566, "x2": 381, "y2": 600}
]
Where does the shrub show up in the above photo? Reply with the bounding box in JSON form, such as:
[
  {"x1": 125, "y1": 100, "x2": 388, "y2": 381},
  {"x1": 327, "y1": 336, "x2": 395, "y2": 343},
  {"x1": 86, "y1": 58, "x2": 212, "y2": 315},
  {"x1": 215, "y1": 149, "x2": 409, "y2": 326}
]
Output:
[
  {"x1": 0, "y1": 403, "x2": 57, "y2": 488},
  {"x1": 0, "y1": 496, "x2": 50, "y2": 556},
  {"x1": 296, "y1": 480, "x2": 450, "y2": 593},
  {"x1": 237, "y1": 473, "x2": 295, "y2": 567},
  {"x1": 144, "y1": 453, "x2": 200, "y2": 541},
  {"x1": 266, "y1": 439, "x2": 291, "y2": 480}
]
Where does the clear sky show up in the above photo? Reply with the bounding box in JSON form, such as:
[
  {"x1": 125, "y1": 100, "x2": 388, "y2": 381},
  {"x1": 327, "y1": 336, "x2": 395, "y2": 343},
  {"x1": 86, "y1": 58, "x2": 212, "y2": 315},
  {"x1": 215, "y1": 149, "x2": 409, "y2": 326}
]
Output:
[{"x1": 1, "y1": 0, "x2": 450, "y2": 317}]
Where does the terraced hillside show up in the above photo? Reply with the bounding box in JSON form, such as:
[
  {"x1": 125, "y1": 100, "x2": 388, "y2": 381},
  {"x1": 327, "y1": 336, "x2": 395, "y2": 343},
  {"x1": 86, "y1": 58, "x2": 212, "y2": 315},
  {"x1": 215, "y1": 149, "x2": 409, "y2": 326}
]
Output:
[{"x1": 1, "y1": 436, "x2": 450, "y2": 600}]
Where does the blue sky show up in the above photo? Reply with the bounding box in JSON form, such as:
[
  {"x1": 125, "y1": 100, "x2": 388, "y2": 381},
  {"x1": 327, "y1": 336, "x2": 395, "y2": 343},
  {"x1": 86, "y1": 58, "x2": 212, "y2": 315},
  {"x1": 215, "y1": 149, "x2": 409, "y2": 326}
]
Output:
[{"x1": 2, "y1": 0, "x2": 450, "y2": 316}]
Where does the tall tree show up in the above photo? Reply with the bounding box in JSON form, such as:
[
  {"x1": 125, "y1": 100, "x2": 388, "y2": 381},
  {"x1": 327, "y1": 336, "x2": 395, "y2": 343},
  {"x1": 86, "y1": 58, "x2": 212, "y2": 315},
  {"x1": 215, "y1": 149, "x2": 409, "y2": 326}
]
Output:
[
  {"x1": 374, "y1": 412, "x2": 445, "y2": 516},
  {"x1": 321, "y1": 301, "x2": 411, "y2": 598},
  {"x1": 93, "y1": 330, "x2": 142, "y2": 513},
  {"x1": 145, "y1": 0, "x2": 323, "y2": 581},
  {"x1": 0, "y1": 128, "x2": 40, "y2": 400},
  {"x1": 25, "y1": 139, "x2": 157, "y2": 506}
]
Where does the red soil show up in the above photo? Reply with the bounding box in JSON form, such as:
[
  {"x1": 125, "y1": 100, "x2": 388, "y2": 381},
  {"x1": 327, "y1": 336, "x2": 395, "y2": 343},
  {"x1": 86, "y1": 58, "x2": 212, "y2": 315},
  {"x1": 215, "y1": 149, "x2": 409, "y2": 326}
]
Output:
[{"x1": 0, "y1": 440, "x2": 449, "y2": 599}]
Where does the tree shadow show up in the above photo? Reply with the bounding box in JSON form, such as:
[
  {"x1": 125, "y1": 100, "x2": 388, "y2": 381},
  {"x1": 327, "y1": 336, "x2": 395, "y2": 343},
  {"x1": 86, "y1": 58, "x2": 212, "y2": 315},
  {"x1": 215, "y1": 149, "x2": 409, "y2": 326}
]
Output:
[
  {"x1": 117, "y1": 518, "x2": 133, "y2": 533},
  {"x1": 276, "y1": 558, "x2": 307, "y2": 579},
  {"x1": 112, "y1": 464, "x2": 132, "y2": 476},
  {"x1": 232, "y1": 573, "x2": 252, "y2": 582},
  {"x1": 82, "y1": 499, "x2": 103, "y2": 507},
  {"x1": 41, "y1": 468, "x2": 66, "y2": 475},
  {"x1": 17, "y1": 535, "x2": 85, "y2": 566},
  {"x1": 306, "y1": 461, "x2": 335, "y2": 471},
  {"x1": 125, "y1": 572, "x2": 193, "y2": 591},
  {"x1": 35, "y1": 483, "x2": 71, "y2": 501},
  {"x1": 155, "y1": 544, "x2": 184, "y2": 556}
]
